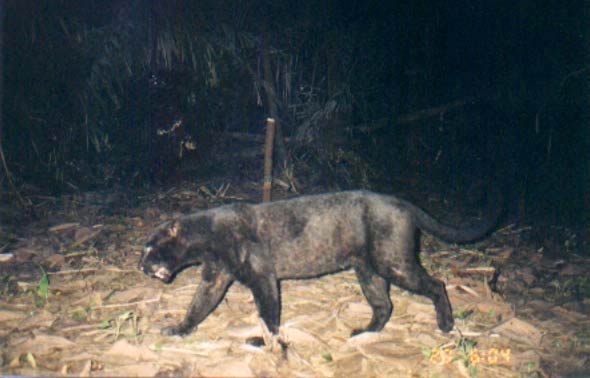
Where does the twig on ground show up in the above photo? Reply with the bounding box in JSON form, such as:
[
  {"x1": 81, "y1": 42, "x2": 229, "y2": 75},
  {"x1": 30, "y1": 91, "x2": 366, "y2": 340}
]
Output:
[
  {"x1": 47, "y1": 267, "x2": 138, "y2": 275},
  {"x1": 97, "y1": 295, "x2": 161, "y2": 309}
]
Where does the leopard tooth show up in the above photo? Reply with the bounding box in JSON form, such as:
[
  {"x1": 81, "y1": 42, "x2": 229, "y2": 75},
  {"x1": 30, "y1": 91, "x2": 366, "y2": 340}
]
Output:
[{"x1": 155, "y1": 266, "x2": 171, "y2": 280}]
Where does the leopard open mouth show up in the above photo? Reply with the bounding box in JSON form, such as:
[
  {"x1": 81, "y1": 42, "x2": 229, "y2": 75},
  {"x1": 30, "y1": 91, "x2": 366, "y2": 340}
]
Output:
[{"x1": 154, "y1": 266, "x2": 172, "y2": 281}]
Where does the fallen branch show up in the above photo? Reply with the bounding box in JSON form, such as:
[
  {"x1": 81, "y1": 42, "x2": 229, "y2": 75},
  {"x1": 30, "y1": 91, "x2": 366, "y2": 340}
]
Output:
[
  {"x1": 61, "y1": 324, "x2": 106, "y2": 333},
  {"x1": 48, "y1": 222, "x2": 80, "y2": 233},
  {"x1": 68, "y1": 230, "x2": 102, "y2": 249},
  {"x1": 96, "y1": 296, "x2": 161, "y2": 309},
  {"x1": 47, "y1": 267, "x2": 138, "y2": 275},
  {"x1": 447, "y1": 283, "x2": 481, "y2": 297},
  {"x1": 397, "y1": 99, "x2": 473, "y2": 124},
  {"x1": 148, "y1": 345, "x2": 210, "y2": 357},
  {"x1": 456, "y1": 266, "x2": 496, "y2": 275},
  {"x1": 353, "y1": 98, "x2": 476, "y2": 134},
  {"x1": 64, "y1": 251, "x2": 90, "y2": 259}
]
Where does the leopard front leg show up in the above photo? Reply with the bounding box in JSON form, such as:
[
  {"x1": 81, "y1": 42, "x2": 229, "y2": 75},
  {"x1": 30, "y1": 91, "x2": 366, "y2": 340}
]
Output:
[{"x1": 162, "y1": 266, "x2": 234, "y2": 336}]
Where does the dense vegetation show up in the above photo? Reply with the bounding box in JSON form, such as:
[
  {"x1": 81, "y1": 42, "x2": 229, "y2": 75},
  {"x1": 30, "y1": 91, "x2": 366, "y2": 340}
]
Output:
[{"x1": 1, "y1": 0, "x2": 588, "y2": 223}]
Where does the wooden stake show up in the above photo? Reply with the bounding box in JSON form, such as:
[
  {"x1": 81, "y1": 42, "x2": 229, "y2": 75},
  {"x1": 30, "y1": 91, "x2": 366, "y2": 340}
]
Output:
[{"x1": 262, "y1": 118, "x2": 276, "y2": 202}]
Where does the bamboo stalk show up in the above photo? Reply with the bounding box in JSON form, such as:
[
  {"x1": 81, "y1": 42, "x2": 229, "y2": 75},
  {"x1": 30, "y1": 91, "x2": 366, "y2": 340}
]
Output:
[{"x1": 262, "y1": 118, "x2": 276, "y2": 202}]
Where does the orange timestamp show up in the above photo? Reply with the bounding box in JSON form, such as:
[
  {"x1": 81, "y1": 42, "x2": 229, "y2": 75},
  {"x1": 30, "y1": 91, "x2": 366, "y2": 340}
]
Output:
[{"x1": 428, "y1": 346, "x2": 511, "y2": 366}]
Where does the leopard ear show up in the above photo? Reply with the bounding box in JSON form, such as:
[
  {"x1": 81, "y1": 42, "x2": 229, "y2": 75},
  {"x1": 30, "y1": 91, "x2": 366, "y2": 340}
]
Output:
[{"x1": 168, "y1": 221, "x2": 181, "y2": 238}]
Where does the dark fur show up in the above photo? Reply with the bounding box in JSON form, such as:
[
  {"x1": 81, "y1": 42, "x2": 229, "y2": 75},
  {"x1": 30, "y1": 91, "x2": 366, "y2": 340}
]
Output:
[{"x1": 140, "y1": 190, "x2": 500, "y2": 342}]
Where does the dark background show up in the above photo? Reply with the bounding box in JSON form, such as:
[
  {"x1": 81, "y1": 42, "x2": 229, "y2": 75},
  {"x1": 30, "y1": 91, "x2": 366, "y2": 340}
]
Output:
[{"x1": 1, "y1": 0, "x2": 589, "y2": 226}]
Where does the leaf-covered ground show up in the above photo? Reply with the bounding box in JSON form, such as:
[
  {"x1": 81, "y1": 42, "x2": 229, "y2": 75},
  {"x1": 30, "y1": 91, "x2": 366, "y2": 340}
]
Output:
[{"x1": 1, "y1": 182, "x2": 589, "y2": 377}]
